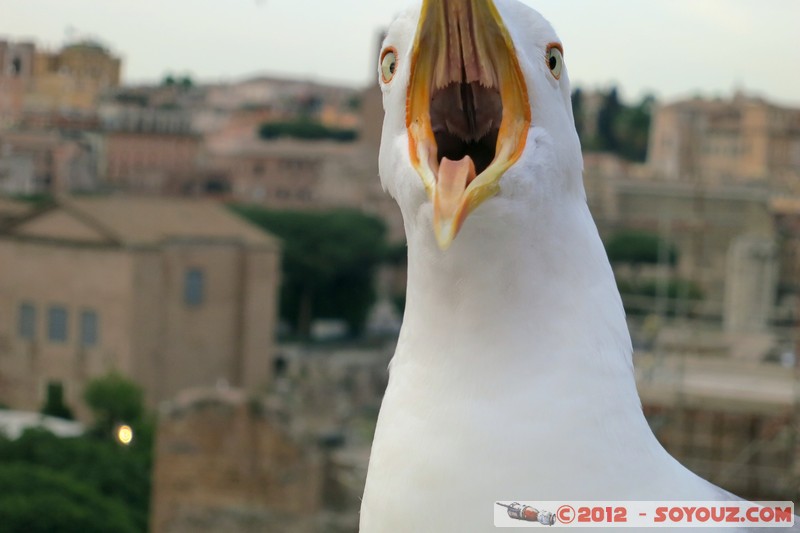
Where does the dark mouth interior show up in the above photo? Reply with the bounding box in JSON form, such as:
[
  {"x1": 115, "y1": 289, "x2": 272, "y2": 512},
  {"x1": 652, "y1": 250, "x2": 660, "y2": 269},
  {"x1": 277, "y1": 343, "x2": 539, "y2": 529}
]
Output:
[{"x1": 430, "y1": 81, "x2": 502, "y2": 176}]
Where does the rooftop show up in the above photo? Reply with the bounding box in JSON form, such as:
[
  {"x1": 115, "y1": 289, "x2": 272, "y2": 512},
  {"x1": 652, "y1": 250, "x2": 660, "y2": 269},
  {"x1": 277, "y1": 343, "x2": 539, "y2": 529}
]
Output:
[
  {"x1": 1, "y1": 196, "x2": 279, "y2": 249},
  {"x1": 0, "y1": 196, "x2": 31, "y2": 218}
]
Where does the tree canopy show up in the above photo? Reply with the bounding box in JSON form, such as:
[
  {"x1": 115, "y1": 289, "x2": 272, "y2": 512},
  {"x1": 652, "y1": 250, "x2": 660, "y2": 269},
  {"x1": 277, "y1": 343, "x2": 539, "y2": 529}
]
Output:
[
  {"x1": 258, "y1": 120, "x2": 358, "y2": 142},
  {"x1": 0, "y1": 374, "x2": 154, "y2": 531},
  {"x1": 161, "y1": 73, "x2": 193, "y2": 89},
  {"x1": 0, "y1": 463, "x2": 139, "y2": 533},
  {"x1": 84, "y1": 372, "x2": 145, "y2": 438},
  {"x1": 605, "y1": 230, "x2": 678, "y2": 266},
  {"x1": 572, "y1": 87, "x2": 654, "y2": 162},
  {"x1": 40, "y1": 381, "x2": 74, "y2": 420},
  {"x1": 230, "y1": 206, "x2": 389, "y2": 337}
]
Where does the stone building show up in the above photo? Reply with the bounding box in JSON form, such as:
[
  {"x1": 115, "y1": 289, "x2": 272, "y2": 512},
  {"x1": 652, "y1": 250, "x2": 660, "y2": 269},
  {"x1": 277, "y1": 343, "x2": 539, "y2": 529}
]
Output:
[
  {"x1": 723, "y1": 236, "x2": 779, "y2": 333},
  {"x1": 209, "y1": 140, "x2": 362, "y2": 207},
  {"x1": 150, "y1": 342, "x2": 395, "y2": 533},
  {"x1": 636, "y1": 353, "x2": 799, "y2": 503},
  {"x1": 104, "y1": 130, "x2": 201, "y2": 193},
  {"x1": 0, "y1": 129, "x2": 99, "y2": 193},
  {"x1": 0, "y1": 196, "x2": 280, "y2": 418},
  {"x1": 0, "y1": 38, "x2": 121, "y2": 120},
  {"x1": 773, "y1": 198, "x2": 800, "y2": 301},
  {"x1": 150, "y1": 387, "x2": 324, "y2": 533},
  {"x1": 205, "y1": 137, "x2": 404, "y2": 241},
  {"x1": 0, "y1": 196, "x2": 29, "y2": 226},
  {"x1": 647, "y1": 93, "x2": 800, "y2": 192},
  {"x1": 587, "y1": 154, "x2": 778, "y2": 318},
  {"x1": 27, "y1": 41, "x2": 121, "y2": 113},
  {"x1": 97, "y1": 100, "x2": 199, "y2": 193},
  {"x1": 0, "y1": 40, "x2": 35, "y2": 126}
]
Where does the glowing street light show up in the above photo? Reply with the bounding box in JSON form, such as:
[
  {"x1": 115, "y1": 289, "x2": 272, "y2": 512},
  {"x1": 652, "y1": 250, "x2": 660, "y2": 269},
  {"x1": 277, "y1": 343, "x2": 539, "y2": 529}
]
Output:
[{"x1": 116, "y1": 424, "x2": 134, "y2": 446}]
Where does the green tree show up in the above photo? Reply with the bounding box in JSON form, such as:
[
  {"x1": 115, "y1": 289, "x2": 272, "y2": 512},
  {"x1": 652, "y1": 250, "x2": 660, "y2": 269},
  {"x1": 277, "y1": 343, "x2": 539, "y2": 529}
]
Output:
[
  {"x1": 0, "y1": 427, "x2": 152, "y2": 531},
  {"x1": 0, "y1": 463, "x2": 139, "y2": 533},
  {"x1": 605, "y1": 230, "x2": 677, "y2": 266},
  {"x1": 230, "y1": 206, "x2": 388, "y2": 337},
  {"x1": 572, "y1": 86, "x2": 653, "y2": 162},
  {"x1": 596, "y1": 87, "x2": 622, "y2": 152},
  {"x1": 40, "y1": 381, "x2": 74, "y2": 420},
  {"x1": 613, "y1": 94, "x2": 654, "y2": 162},
  {"x1": 571, "y1": 88, "x2": 584, "y2": 142},
  {"x1": 83, "y1": 373, "x2": 145, "y2": 438},
  {"x1": 258, "y1": 120, "x2": 358, "y2": 142}
]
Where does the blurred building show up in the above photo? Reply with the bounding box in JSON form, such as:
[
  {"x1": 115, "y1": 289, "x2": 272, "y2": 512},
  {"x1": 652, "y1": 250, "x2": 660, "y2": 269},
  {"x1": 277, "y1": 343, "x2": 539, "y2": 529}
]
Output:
[
  {"x1": 0, "y1": 196, "x2": 30, "y2": 226},
  {"x1": 586, "y1": 153, "x2": 782, "y2": 319},
  {"x1": 204, "y1": 76, "x2": 360, "y2": 127},
  {"x1": 636, "y1": 353, "x2": 799, "y2": 502},
  {"x1": 205, "y1": 137, "x2": 403, "y2": 241},
  {"x1": 104, "y1": 130, "x2": 201, "y2": 193},
  {"x1": 208, "y1": 139, "x2": 369, "y2": 207},
  {"x1": 151, "y1": 342, "x2": 394, "y2": 533},
  {"x1": 150, "y1": 387, "x2": 324, "y2": 533},
  {"x1": 28, "y1": 41, "x2": 121, "y2": 113},
  {"x1": 773, "y1": 197, "x2": 800, "y2": 298},
  {"x1": 94, "y1": 102, "x2": 201, "y2": 193},
  {"x1": 0, "y1": 40, "x2": 35, "y2": 127},
  {"x1": 647, "y1": 93, "x2": 800, "y2": 193},
  {"x1": 0, "y1": 129, "x2": 100, "y2": 194},
  {"x1": 0, "y1": 38, "x2": 120, "y2": 123},
  {"x1": 0, "y1": 196, "x2": 280, "y2": 418}
]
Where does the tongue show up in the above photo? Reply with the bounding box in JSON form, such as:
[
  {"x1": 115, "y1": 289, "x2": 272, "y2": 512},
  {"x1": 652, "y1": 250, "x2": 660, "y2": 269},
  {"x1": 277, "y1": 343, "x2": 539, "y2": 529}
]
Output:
[
  {"x1": 437, "y1": 156, "x2": 476, "y2": 210},
  {"x1": 433, "y1": 156, "x2": 476, "y2": 247}
]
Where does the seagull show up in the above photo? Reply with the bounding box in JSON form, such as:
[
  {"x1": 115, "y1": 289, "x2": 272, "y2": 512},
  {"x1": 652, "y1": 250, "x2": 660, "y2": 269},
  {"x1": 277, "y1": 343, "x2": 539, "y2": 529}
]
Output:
[{"x1": 360, "y1": 0, "x2": 800, "y2": 531}]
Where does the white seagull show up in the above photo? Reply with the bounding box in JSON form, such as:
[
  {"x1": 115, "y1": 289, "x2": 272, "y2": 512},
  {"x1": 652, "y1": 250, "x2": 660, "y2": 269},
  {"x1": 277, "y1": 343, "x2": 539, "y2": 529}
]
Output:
[{"x1": 360, "y1": 0, "x2": 798, "y2": 531}]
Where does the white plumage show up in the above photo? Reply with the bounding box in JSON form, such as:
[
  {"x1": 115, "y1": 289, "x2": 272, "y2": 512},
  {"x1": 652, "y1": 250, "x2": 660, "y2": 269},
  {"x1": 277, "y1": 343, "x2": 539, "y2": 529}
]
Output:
[{"x1": 360, "y1": 1, "x2": 799, "y2": 531}]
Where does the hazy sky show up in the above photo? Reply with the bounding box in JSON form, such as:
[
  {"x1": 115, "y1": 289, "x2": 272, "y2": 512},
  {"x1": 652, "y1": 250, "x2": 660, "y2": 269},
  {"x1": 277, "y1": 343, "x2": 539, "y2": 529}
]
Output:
[{"x1": 2, "y1": 0, "x2": 799, "y2": 104}]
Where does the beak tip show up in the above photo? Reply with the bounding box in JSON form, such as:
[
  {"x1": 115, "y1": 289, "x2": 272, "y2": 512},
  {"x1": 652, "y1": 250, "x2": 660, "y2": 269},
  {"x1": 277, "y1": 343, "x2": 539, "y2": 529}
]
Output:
[{"x1": 433, "y1": 218, "x2": 459, "y2": 251}]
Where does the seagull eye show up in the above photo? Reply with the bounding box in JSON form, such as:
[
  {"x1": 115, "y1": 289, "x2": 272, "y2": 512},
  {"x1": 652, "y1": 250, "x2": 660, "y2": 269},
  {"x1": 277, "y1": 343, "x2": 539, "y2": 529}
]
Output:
[
  {"x1": 546, "y1": 44, "x2": 563, "y2": 80},
  {"x1": 380, "y1": 48, "x2": 398, "y2": 84}
]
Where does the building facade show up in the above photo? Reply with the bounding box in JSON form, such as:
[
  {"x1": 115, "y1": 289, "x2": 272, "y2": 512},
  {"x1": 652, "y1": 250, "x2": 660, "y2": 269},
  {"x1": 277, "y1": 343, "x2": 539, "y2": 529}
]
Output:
[
  {"x1": 0, "y1": 38, "x2": 121, "y2": 121},
  {"x1": 0, "y1": 197, "x2": 280, "y2": 418},
  {"x1": 104, "y1": 131, "x2": 201, "y2": 193},
  {"x1": 0, "y1": 130, "x2": 99, "y2": 193},
  {"x1": 647, "y1": 93, "x2": 800, "y2": 192},
  {"x1": 0, "y1": 40, "x2": 35, "y2": 126}
]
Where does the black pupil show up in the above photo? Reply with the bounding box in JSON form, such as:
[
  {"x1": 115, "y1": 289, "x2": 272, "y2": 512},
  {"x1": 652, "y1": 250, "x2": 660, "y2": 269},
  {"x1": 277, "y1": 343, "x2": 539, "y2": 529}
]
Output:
[
  {"x1": 389, "y1": 61, "x2": 395, "y2": 74},
  {"x1": 549, "y1": 54, "x2": 557, "y2": 70}
]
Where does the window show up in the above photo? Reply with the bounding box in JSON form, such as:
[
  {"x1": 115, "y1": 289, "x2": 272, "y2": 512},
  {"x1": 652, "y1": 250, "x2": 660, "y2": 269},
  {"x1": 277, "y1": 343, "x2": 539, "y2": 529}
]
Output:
[
  {"x1": 184, "y1": 269, "x2": 205, "y2": 306},
  {"x1": 80, "y1": 310, "x2": 99, "y2": 347},
  {"x1": 48, "y1": 306, "x2": 68, "y2": 342},
  {"x1": 18, "y1": 303, "x2": 36, "y2": 340}
]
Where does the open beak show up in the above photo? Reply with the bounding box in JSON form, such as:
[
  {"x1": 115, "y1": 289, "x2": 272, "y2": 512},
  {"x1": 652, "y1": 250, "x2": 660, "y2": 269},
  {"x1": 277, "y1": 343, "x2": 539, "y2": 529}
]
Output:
[{"x1": 407, "y1": 0, "x2": 530, "y2": 250}]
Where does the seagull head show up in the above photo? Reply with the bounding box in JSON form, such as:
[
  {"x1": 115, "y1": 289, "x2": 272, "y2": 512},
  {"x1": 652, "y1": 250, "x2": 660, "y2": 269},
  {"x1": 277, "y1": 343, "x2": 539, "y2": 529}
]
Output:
[{"x1": 378, "y1": 0, "x2": 582, "y2": 250}]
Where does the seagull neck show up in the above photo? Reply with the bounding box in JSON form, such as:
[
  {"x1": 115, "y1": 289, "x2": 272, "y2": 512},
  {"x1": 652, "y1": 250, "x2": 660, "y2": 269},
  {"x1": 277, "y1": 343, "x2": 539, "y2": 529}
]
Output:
[{"x1": 398, "y1": 196, "x2": 633, "y2": 382}]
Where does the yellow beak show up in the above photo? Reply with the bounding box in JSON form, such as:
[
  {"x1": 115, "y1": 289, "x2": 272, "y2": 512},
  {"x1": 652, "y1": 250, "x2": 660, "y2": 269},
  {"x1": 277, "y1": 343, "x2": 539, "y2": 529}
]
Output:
[{"x1": 406, "y1": 0, "x2": 531, "y2": 250}]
